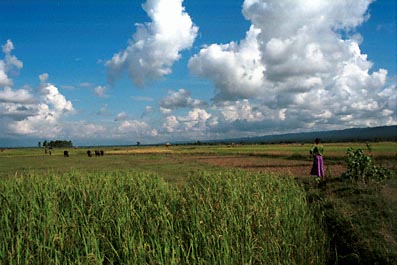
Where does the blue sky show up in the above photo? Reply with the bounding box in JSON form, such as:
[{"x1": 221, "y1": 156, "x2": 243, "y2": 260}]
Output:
[{"x1": 0, "y1": 0, "x2": 396, "y2": 146}]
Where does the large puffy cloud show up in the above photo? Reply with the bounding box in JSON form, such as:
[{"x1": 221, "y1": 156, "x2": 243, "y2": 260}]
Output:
[
  {"x1": 8, "y1": 103, "x2": 62, "y2": 136},
  {"x1": 218, "y1": 99, "x2": 264, "y2": 122},
  {"x1": 160, "y1": 88, "x2": 206, "y2": 111},
  {"x1": 38, "y1": 75, "x2": 73, "y2": 113},
  {"x1": 163, "y1": 115, "x2": 179, "y2": 133},
  {"x1": 180, "y1": 108, "x2": 211, "y2": 131},
  {"x1": 0, "y1": 87, "x2": 35, "y2": 104},
  {"x1": 242, "y1": 0, "x2": 372, "y2": 41},
  {"x1": 157, "y1": 88, "x2": 211, "y2": 136},
  {"x1": 0, "y1": 40, "x2": 75, "y2": 138},
  {"x1": 188, "y1": 0, "x2": 395, "y2": 131},
  {"x1": 117, "y1": 120, "x2": 158, "y2": 138},
  {"x1": 107, "y1": 0, "x2": 198, "y2": 86},
  {"x1": 162, "y1": 108, "x2": 211, "y2": 135},
  {"x1": 7, "y1": 74, "x2": 74, "y2": 136},
  {"x1": 209, "y1": 99, "x2": 293, "y2": 136},
  {"x1": 189, "y1": 26, "x2": 265, "y2": 101}
]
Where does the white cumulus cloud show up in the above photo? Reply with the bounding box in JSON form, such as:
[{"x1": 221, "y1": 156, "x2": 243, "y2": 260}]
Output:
[
  {"x1": 189, "y1": 26, "x2": 265, "y2": 101},
  {"x1": 218, "y1": 99, "x2": 264, "y2": 122},
  {"x1": 161, "y1": 108, "x2": 211, "y2": 134},
  {"x1": 188, "y1": 0, "x2": 396, "y2": 131},
  {"x1": 0, "y1": 43, "x2": 75, "y2": 138},
  {"x1": 163, "y1": 115, "x2": 179, "y2": 133},
  {"x1": 0, "y1": 40, "x2": 73, "y2": 137},
  {"x1": 107, "y1": 0, "x2": 198, "y2": 86},
  {"x1": 0, "y1": 40, "x2": 23, "y2": 87},
  {"x1": 6, "y1": 73, "x2": 74, "y2": 137},
  {"x1": 182, "y1": 108, "x2": 212, "y2": 131},
  {"x1": 160, "y1": 88, "x2": 207, "y2": 111},
  {"x1": 118, "y1": 120, "x2": 158, "y2": 137},
  {"x1": 0, "y1": 87, "x2": 35, "y2": 104},
  {"x1": 40, "y1": 85, "x2": 73, "y2": 112}
]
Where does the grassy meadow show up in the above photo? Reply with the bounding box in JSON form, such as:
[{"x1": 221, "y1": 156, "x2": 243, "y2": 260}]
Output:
[{"x1": 0, "y1": 142, "x2": 396, "y2": 264}]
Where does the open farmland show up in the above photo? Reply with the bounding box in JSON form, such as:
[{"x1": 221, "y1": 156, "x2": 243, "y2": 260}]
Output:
[
  {"x1": 0, "y1": 142, "x2": 396, "y2": 264},
  {"x1": 1, "y1": 142, "x2": 396, "y2": 179}
]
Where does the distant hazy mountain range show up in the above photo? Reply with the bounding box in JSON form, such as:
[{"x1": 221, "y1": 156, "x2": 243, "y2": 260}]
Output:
[
  {"x1": 205, "y1": 125, "x2": 397, "y2": 144},
  {"x1": 1, "y1": 125, "x2": 395, "y2": 148}
]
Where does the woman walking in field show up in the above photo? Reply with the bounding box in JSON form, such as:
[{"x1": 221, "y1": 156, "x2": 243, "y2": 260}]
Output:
[{"x1": 310, "y1": 138, "x2": 325, "y2": 181}]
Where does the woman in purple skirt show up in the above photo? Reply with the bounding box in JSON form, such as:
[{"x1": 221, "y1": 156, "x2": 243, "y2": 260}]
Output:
[{"x1": 310, "y1": 138, "x2": 325, "y2": 181}]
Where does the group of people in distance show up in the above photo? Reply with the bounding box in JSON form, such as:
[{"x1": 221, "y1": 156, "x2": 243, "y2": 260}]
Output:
[
  {"x1": 87, "y1": 150, "x2": 104, "y2": 157},
  {"x1": 45, "y1": 150, "x2": 104, "y2": 157}
]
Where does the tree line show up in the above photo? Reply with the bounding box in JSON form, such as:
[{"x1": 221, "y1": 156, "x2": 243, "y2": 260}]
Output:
[{"x1": 39, "y1": 140, "x2": 73, "y2": 148}]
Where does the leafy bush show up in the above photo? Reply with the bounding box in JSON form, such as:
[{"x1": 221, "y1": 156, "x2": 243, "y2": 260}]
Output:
[{"x1": 341, "y1": 148, "x2": 390, "y2": 185}]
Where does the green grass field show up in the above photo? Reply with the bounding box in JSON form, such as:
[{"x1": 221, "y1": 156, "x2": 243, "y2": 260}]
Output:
[
  {"x1": 0, "y1": 142, "x2": 396, "y2": 264},
  {"x1": 0, "y1": 170, "x2": 327, "y2": 264},
  {"x1": 1, "y1": 142, "x2": 395, "y2": 177}
]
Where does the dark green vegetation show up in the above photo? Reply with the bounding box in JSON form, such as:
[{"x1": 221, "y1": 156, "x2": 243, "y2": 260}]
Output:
[
  {"x1": 42, "y1": 140, "x2": 73, "y2": 148},
  {"x1": 0, "y1": 142, "x2": 396, "y2": 264},
  {"x1": 341, "y1": 147, "x2": 391, "y2": 185}
]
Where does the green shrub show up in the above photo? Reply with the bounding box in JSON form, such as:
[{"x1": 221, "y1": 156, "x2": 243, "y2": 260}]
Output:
[{"x1": 341, "y1": 148, "x2": 390, "y2": 185}]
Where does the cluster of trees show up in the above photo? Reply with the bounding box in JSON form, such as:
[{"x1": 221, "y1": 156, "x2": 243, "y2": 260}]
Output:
[{"x1": 39, "y1": 140, "x2": 73, "y2": 148}]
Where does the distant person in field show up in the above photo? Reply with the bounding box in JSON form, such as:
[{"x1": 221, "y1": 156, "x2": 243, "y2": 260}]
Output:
[{"x1": 310, "y1": 138, "x2": 325, "y2": 181}]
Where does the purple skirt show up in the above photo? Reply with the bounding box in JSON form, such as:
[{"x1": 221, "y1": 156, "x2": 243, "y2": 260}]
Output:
[{"x1": 310, "y1": 155, "x2": 325, "y2": 177}]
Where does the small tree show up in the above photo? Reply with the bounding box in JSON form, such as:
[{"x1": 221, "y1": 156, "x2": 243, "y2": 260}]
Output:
[
  {"x1": 341, "y1": 148, "x2": 390, "y2": 186},
  {"x1": 38, "y1": 141, "x2": 41, "y2": 148}
]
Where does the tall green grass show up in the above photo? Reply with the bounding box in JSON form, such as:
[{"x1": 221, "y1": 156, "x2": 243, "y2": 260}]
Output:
[{"x1": 0, "y1": 170, "x2": 327, "y2": 264}]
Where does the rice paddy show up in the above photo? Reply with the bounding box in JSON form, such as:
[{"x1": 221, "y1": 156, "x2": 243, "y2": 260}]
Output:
[
  {"x1": 0, "y1": 170, "x2": 327, "y2": 264},
  {"x1": 0, "y1": 142, "x2": 395, "y2": 264}
]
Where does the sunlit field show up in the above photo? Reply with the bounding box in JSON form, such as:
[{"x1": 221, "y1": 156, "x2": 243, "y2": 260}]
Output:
[
  {"x1": 1, "y1": 142, "x2": 395, "y2": 180},
  {"x1": 0, "y1": 142, "x2": 396, "y2": 264},
  {"x1": 0, "y1": 170, "x2": 328, "y2": 264}
]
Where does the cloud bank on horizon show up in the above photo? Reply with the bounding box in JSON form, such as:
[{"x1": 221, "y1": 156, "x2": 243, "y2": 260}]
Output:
[{"x1": 0, "y1": 0, "x2": 395, "y2": 145}]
